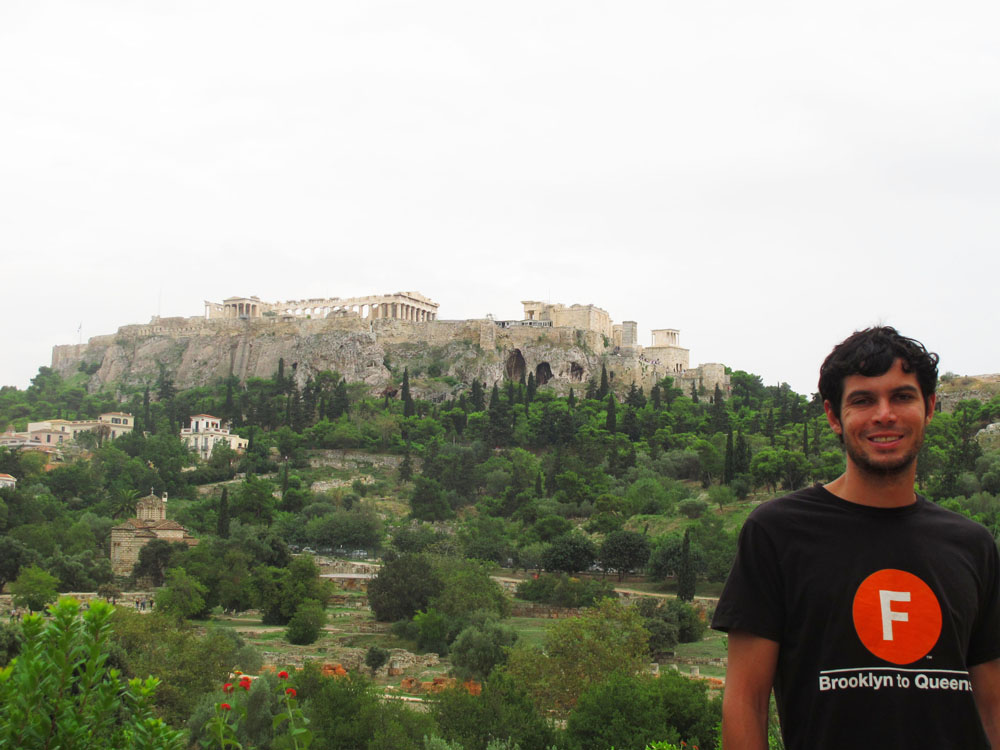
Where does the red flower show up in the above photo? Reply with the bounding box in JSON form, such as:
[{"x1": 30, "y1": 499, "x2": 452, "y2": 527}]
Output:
[
  {"x1": 222, "y1": 683, "x2": 234, "y2": 694},
  {"x1": 285, "y1": 687, "x2": 297, "y2": 697},
  {"x1": 239, "y1": 676, "x2": 252, "y2": 691},
  {"x1": 221, "y1": 703, "x2": 232, "y2": 711},
  {"x1": 278, "y1": 671, "x2": 289, "y2": 680}
]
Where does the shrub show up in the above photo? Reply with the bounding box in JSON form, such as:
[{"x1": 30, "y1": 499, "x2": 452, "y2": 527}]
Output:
[{"x1": 286, "y1": 599, "x2": 327, "y2": 645}]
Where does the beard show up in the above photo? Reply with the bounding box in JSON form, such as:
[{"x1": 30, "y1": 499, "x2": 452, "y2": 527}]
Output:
[{"x1": 844, "y1": 433, "x2": 924, "y2": 480}]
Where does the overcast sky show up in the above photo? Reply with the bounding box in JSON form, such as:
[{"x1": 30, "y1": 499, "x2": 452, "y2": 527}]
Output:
[{"x1": 2, "y1": 1, "x2": 998, "y2": 398}]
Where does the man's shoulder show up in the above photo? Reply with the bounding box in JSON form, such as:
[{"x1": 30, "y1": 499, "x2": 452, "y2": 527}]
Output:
[
  {"x1": 916, "y1": 497, "x2": 997, "y2": 542},
  {"x1": 746, "y1": 484, "x2": 830, "y2": 524}
]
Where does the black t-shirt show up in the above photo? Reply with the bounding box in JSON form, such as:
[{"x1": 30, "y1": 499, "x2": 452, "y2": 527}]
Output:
[{"x1": 712, "y1": 485, "x2": 1000, "y2": 750}]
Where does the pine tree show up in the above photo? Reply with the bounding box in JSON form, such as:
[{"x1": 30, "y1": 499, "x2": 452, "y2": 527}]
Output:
[
  {"x1": 605, "y1": 394, "x2": 617, "y2": 433},
  {"x1": 402, "y1": 368, "x2": 415, "y2": 417},
  {"x1": 535, "y1": 471, "x2": 544, "y2": 497},
  {"x1": 217, "y1": 487, "x2": 230, "y2": 539},
  {"x1": 765, "y1": 408, "x2": 775, "y2": 446},
  {"x1": 597, "y1": 365, "x2": 610, "y2": 400},
  {"x1": 802, "y1": 420, "x2": 809, "y2": 455},
  {"x1": 677, "y1": 529, "x2": 696, "y2": 602}
]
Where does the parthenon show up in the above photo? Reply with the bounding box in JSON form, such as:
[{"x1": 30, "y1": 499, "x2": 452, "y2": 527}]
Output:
[{"x1": 204, "y1": 292, "x2": 439, "y2": 322}]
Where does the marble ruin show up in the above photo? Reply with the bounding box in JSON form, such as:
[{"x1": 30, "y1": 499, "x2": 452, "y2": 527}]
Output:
[{"x1": 204, "y1": 292, "x2": 439, "y2": 323}]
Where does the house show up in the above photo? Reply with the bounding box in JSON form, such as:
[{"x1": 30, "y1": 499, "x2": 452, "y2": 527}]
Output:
[
  {"x1": 22, "y1": 412, "x2": 134, "y2": 446},
  {"x1": 180, "y1": 414, "x2": 248, "y2": 459},
  {"x1": 0, "y1": 473, "x2": 16, "y2": 489}
]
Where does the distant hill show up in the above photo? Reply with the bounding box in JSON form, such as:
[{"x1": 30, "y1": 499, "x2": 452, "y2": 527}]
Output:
[{"x1": 937, "y1": 373, "x2": 1000, "y2": 412}]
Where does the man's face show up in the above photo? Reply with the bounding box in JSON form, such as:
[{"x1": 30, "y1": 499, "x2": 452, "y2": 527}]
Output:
[{"x1": 824, "y1": 358, "x2": 935, "y2": 478}]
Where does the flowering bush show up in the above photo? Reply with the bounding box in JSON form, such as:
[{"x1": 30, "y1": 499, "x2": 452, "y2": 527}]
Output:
[{"x1": 205, "y1": 669, "x2": 311, "y2": 750}]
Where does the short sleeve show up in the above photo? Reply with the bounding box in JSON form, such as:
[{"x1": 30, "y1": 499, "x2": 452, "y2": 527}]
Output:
[
  {"x1": 711, "y1": 513, "x2": 786, "y2": 642},
  {"x1": 967, "y1": 532, "x2": 1000, "y2": 667}
]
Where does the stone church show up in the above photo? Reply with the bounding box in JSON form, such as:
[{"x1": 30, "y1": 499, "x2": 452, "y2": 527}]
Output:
[{"x1": 110, "y1": 492, "x2": 198, "y2": 577}]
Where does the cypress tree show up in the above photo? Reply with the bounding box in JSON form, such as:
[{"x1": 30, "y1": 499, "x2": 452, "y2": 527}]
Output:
[
  {"x1": 724, "y1": 429, "x2": 736, "y2": 485},
  {"x1": 402, "y1": 368, "x2": 415, "y2": 417},
  {"x1": 597, "y1": 365, "x2": 610, "y2": 400},
  {"x1": 690, "y1": 381, "x2": 699, "y2": 404},
  {"x1": 802, "y1": 420, "x2": 809, "y2": 455},
  {"x1": 399, "y1": 445, "x2": 413, "y2": 482},
  {"x1": 678, "y1": 529, "x2": 696, "y2": 602},
  {"x1": 526, "y1": 372, "x2": 536, "y2": 404},
  {"x1": 535, "y1": 471, "x2": 544, "y2": 497},
  {"x1": 567, "y1": 388, "x2": 576, "y2": 409},
  {"x1": 736, "y1": 431, "x2": 752, "y2": 475},
  {"x1": 605, "y1": 394, "x2": 617, "y2": 433},
  {"x1": 217, "y1": 487, "x2": 230, "y2": 539},
  {"x1": 470, "y1": 380, "x2": 485, "y2": 411},
  {"x1": 650, "y1": 383, "x2": 662, "y2": 410}
]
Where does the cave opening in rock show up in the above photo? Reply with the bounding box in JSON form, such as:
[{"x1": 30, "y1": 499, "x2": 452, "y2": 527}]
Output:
[
  {"x1": 535, "y1": 362, "x2": 553, "y2": 386},
  {"x1": 504, "y1": 349, "x2": 526, "y2": 381},
  {"x1": 570, "y1": 362, "x2": 585, "y2": 382}
]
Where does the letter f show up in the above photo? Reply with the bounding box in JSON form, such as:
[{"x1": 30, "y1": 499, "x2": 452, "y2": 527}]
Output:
[{"x1": 879, "y1": 590, "x2": 911, "y2": 641}]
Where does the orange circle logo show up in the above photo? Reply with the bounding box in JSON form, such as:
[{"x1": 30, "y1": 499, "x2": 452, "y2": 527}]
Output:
[{"x1": 852, "y1": 569, "x2": 942, "y2": 664}]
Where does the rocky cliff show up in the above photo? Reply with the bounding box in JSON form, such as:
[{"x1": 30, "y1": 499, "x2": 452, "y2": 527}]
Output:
[{"x1": 51, "y1": 316, "x2": 615, "y2": 399}]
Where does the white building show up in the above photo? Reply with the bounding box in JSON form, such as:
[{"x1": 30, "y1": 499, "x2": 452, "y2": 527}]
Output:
[
  {"x1": 0, "y1": 473, "x2": 16, "y2": 489},
  {"x1": 180, "y1": 414, "x2": 248, "y2": 459}
]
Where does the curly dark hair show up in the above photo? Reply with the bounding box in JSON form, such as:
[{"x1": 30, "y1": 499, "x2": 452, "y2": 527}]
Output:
[{"x1": 818, "y1": 326, "x2": 939, "y2": 420}]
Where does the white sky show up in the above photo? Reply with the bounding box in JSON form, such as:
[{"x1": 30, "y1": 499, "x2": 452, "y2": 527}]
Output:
[{"x1": 2, "y1": 1, "x2": 998, "y2": 397}]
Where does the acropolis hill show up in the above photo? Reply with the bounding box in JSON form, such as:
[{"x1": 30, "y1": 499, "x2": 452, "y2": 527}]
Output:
[{"x1": 50, "y1": 292, "x2": 730, "y2": 399}]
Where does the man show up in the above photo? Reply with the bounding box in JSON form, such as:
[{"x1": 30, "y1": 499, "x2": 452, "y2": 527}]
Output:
[{"x1": 712, "y1": 327, "x2": 1000, "y2": 749}]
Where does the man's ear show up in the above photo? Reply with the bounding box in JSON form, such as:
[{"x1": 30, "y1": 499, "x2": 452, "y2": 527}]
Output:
[
  {"x1": 925, "y1": 393, "x2": 937, "y2": 424},
  {"x1": 824, "y1": 400, "x2": 842, "y2": 435}
]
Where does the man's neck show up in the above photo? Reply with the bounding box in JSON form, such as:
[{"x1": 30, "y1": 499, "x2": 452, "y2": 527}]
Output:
[{"x1": 824, "y1": 465, "x2": 919, "y2": 508}]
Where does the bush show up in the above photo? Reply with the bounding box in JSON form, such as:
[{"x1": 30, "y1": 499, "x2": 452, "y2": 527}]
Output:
[
  {"x1": 515, "y1": 574, "x2": 617, "y2": 608},
  {"x1": 677, "y1": 498, "x2": 708, "y2": 519},
  {"x1": 286, "y1": 599, "x2": 327, "y2": 645}
]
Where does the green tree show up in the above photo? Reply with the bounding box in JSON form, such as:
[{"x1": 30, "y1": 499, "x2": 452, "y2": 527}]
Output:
[
  {"x1": 132, "y1": 538, "x2": 182, "y2": 587},
  {"x1": 429, "y1": 672, "x2": 558, "y2": 750},
  {"x1": 367, "y1": 553, "x2": 443, "y2": 622},
  {"x1": 155, "y1": 567, "x2": 209, "y2": 620},
  {"x1": 365, "y1": 645, "x2": 390, "y2": 677},
  {"x1": 504, "y1": 598, "x2": 649, "y2": 715},
  {"x1": 231, "y1": 473, "x2": 277, "y2": 526},
  {"x1": 402, "y1": 368, "x2": 416, "y2": 417},
  {"x1": 10, "y1": 565, "x2": 59, "y2": 612},
  {"x1": 597, "y1": 365, "x2": 610, "y2": 400},
  {"x1": 605, "y1": 394, "x2": 617, "y2": 433},
  {"x1": 541, "y1": 534, "x2": 597, "y2": 574},
  {"x1": 286, "y1": 598, "x2": 327, "y2": 645},
  {"x1": 216, "y1": 486, "x2": 231, "y2": 538},
  {"x1": 565, "y1": 671, "x2": 720, "y2": 750},
  {"x1": 677, "y1": 529, "x2": 696, "y2": 602},
  {"x1": 449, "y1": 619, "x2": 519, "y2": 681},
  {"x1": 598, "y1": 529, "x2": 651, "y2": 581}
]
